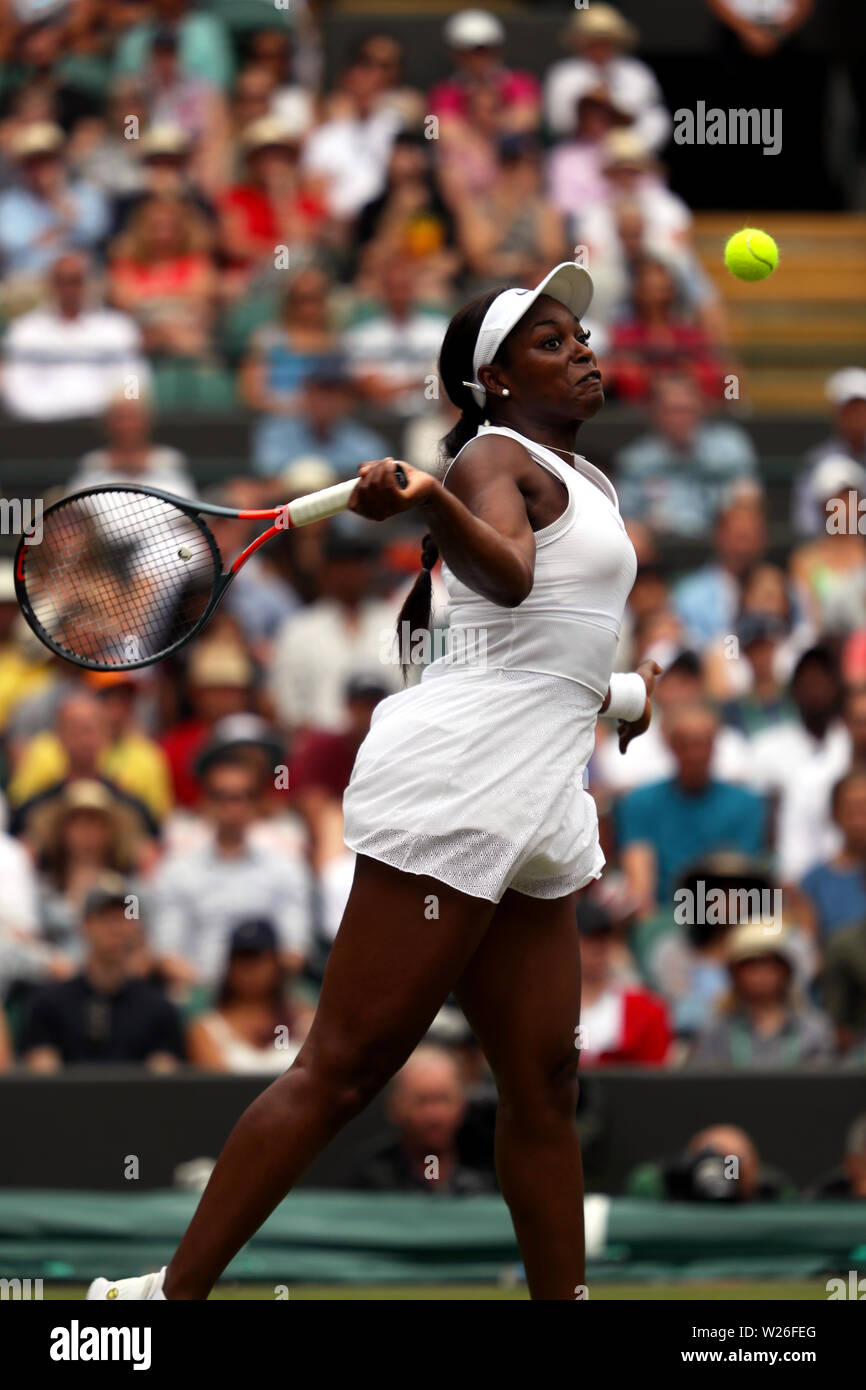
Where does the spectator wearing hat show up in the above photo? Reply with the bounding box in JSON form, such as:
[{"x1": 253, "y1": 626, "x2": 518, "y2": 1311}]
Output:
[
  {"x1": 429, "y1": 9, "x2": 540, "y2": 135},
  {"x1": 21, "y1": 779, "x2": 146, "y2": 988},
  {"x1": 544, "y1": 5, "x2": 671, "y2": 151},
  {"x1": 746, "y1": 647, "x2": 851, "y2": 882},
  {"x1": 577, "y1": 129, "x2": 691, "y2": 263},
  {"x1": 716, "y1": 611, "x2": 800, "y2": 735},
  {"x1": 799, "y1": 769, "x2": 866, "y2": 942},
  {"x1": 349, "y1": 1045, "x2": 496, "y2": 1195},
  {"x1": 270, "y1": 528, "x2": 401, "y2": 732},
  {"x1": 688, "y1": 922, "x2": 835, "y2": 1068},
  {"x1": 187, "y1": 918, "x2": 313, "y2": 1074},
  {"x1": 578, "y1": 900, "x2": 672, "y2": 1066},
  {"x1": 65, "y1": 77, "x2": 151, "y2": 202},
  {"x1": 616, "y1": 703, "x2": 766, "y2": 916},
  {"x1": 21, "y1": 873, "x2": 185, "y2": 1070},
  {"x1": 0, "y1": 121, "x2": 107, "y2": 283},
  {"x1": 159, "y1": 643, "x2": 255, "y2": 808},
  {"x1": 793, "y1": 369, "x2": 866, "y2": 536},
  {"x1": 789, "y1": 459, "x2": 866, "y2": 636},
  {"x1": 66, "y1": 390, "x2": 195, "y2": 498},
  {"x1": 151, "y1": 756, "x2": 311, "y2": 989},
  {"x1": 1, "y1": 250, "x2": 147, "y2": 421},
  {"x1": 8, "y1": 691, "x2": 158, "y2": 841},
  {"x1": 249, "y1": 360, "x2": 389, "y2": 480},
  {"x1": 546, "y1": 87, "x2": 632, "y2": 224},
  {"x1": 343, "y1": 257, "x2": 450, "y2": 418},
  {"x1": 10, "y1": 677, "x2": 169, "y2": 827},
  {"x1": 144, "y1": 22, "x2": 229, "y2": 194},
  {"x1": 109, "y1": 122, "x2": 217, "y2": 244},
  {"x1": 218, "y1": 114, "x2": 325, "y2": 295},
  {"x1": 247, "y1": 26, "x2": 319, "y2": 136}
]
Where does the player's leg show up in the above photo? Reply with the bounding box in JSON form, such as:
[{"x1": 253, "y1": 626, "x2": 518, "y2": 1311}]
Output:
[
  {"x1": 453, "y1": 887, "x2": 584, "y2": 1300},
  {"x1": 163, "y1": 854, "x2": 496, "y2": 1299}
]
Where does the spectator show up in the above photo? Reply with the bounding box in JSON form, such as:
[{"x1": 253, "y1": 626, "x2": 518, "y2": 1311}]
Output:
[
  {"x1": 343, "y1": 257, "x2": 449, "y2": 418},
  {"x1": 302, "y1": 60, "x2": 401, "y2": 221},
  {"x1": 251, "y1": 363, "x2": 389, "y2": 480},
  {"x1": 0, "y1": 120, "x2": 107, "y2": 283},
  {"x1": 26, "y1": 778, "x2": 145, "y2": 982},
  {"x1": 248, "y1": 27, "x2": 318, "y2": 135},
  {"x1": 673, "y1": 495, "x2": 768, "y2": 646},
  {"x1": 789, "y1": 459, "x2": 866, "y2": 636},
  {"x1": 616, "y1": 375, "x2": 759, "y2": 541},
  {"x1": 822, "y1": 914, "x2": 866, "y2": 1050},
  {"x1": 113, "y1": 0, "x2": 234, "y2": 92},
  {"x1": 67, "y1": 76, "x2": 150, "y2": 200},
  {"x1": 187, "y1": 918, "x2": 312, "y2": 1074},
  {"x1": 593, "y1": 649, "x2": 752, "y2": 798},
  {"x1": 806, "y1": 1114, "x2": 866, "y2": 1199},
  {"x1": 354, "y1": 130, "x2": 456, "y2": 294},
  {"x1": 9, "y1": 691, "x2": 157, "y2": 841},
  {"x1": 0, "y1": 558, "x2": 55, "y2": 731},
  {"x1": 218, "y1": 114, "x2": 324, "y2": 294},
  {"x1": 21, "y1": 874, "x2": 185, "y2": 1070},
  {"x1": 799, "y1": 770, "x2": 866, "y2": 941},
  {"x1": 626, "y1": 1123, "x2": 796, "y2": 1201},
  {"x1": 108, "y1": 191, "x2": 216, "y2": 359},
  {"x1": 578, "y1": 899, "x2": 672, "y2": 1066},
  {"x1": 110, "y1": 122, "x2": 216, "y2": 244},
  {"x1": 160, "y1": 642, "x2": 255, "y2": 808},
  {"x1": 348, "y1": 31, "x2": 425, "y2": 130},
  {"x1": 578, "y1": 129, "x2": 691, "y2": 262},
  {"x1": 151, "y1": 755, "x2": 311, "y2": 988},
  {"x1": 544, "y1": 5, "x2": 671, "y2": 151},
  {"x1": 66, "y1": 391, "x2": 195, "y2": 496},
  {"x1": 1, "y1": 251, "x2": 148, "y2": 420},
  {"x1": 10, "y1": 681, "x2": 166, "y2": 829},
  {"x1": 616, "y1": 703, "x2": 766, "y2": 914},
  {"x1": 0, "y1": 823, "x2": 39, "y2": 998},
  {"x1": 715, "y1": 612, "x2": 800, "y2": 734},
  {"x1": 606, "y1": 256, "x2": 727, "y2": 405},
  {"x1": 793, "y1": 368, "x2": 866, "y2": 536},
  {"x1": 453, "y1": 133, "x2": 568, "y2": 293},
  {"x1": 547, "y1": 87, "x2": 632, "y2": 226},
  {"x1": 688, "y1": 922, "x2": 835, "y2": 1068},
  {"x1": 349, "y1": 1045, "x2": 495, "y2": 1194},
  {"x1": 143, "y1": 22, "x2": 228, "y2": 195},
  {"x1": 429, "y1": 8, "x2": 540, "y2": 135},
  {"x1": 269, "y1": 528, "x2": 401, "y2": 732},
  {"x1": 747, "y1": 646, "x2": 851, "y2": 882}
]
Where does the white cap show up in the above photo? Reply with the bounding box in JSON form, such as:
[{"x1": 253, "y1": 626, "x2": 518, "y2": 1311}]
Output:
[
  {"x1": 826, "y1": 367, "x2": 866, "y2": 407},
  {"x1": 811, "y1": 453, "x2": 866, "y2": 500},
  {"x1": 463, "y1": 261, "x2": 594, "y2": 408},
  {"x1": 444, "y1": 8, "x2": 506, "y2": 49}
]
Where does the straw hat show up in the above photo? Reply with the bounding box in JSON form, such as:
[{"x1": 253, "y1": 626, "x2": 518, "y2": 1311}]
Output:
[
  {"x1": 564, "y1": 4, "x2": 638, "y2": 49},
  {"x1": 28, "y1": 779, "x2": 142, "y2": 867}
]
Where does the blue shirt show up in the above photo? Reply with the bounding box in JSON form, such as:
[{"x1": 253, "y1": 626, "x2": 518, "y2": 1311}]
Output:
[
  {"x1": 0, "y1": 182, "x2": 108, "y2": 275},
  {"x1": 799, "y1": 862, "x2": 866, "y2": 941},
  {"x1": 252, "y1": 415, "x2": 390, "y2": 478},
  {"x1": 616, "y1": 777, "x2": 766, "y2": 903}
]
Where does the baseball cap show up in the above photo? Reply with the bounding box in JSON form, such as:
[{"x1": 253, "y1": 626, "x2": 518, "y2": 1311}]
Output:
[
  {"x1": 83, "y1": 872, "x2": 132, "y2": 918},
  {"x1": 195, "y1": 713, "x2": 283, "y2": 779},
  {"x1": 228, "y1": 918, "x2": 279, "y2": 956},
  {"x1": 444, "y1": 9, "x2": 505, "y2": 49},
  {"x1": 464, "y1": 260, "x2": 594, "y2": 408},
  {"x1": 826, "y1": 367, "x2": 866, "y2": 407},
  {"x1": 726, "y1": 921, "x2": 795, "y2": 970}
]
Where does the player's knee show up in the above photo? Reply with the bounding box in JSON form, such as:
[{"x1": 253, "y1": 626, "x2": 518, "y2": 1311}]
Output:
[
  {"x1": 299, "y1": 1038, "x2": 393, "y2": 1119},
  {"x1": 499, "y1": 1048, "x2": 580, "y2": 1125}
]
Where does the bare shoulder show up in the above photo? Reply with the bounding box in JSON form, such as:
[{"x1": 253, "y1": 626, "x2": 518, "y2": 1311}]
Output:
[{"x1": 445, "y1": 431, "x2": 533, "y2": 501}]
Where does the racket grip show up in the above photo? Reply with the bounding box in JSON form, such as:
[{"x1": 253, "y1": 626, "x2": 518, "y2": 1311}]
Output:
[
  {"x1": 286, "y1": 478, "x2": 358, "y2": 527},
  {"x1": 287, "y1": 463, "x2": 409, "y2": 526}
]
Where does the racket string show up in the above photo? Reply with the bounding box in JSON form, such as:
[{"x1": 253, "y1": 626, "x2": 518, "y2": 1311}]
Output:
[{"x1": 21, "y1": 490, "x2": 220, "y2": 667}]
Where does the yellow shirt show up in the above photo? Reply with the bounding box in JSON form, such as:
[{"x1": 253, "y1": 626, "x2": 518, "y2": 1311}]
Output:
[{"x1": 9, "y1": 731, "x2": 173, "y2": 822}]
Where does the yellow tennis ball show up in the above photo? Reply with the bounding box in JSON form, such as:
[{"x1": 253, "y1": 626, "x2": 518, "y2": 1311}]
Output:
[{"x1": 724, "y1": 228, "x2": 778, "y2": 282}]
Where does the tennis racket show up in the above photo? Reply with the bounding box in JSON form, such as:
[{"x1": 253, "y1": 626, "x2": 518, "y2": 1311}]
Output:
[{"x1": 14, "y1": 467, "x2": 406, "y2": 672}]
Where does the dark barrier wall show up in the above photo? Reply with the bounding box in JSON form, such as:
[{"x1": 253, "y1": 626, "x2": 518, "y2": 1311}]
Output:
[{"x1": 0, "y1": 1069, "x2": 862, "y2": 1194}]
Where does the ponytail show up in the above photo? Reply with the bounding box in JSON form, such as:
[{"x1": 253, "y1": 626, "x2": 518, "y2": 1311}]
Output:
[{"x1": 394, "y1": 287, "x2": 507, "y2": 680}]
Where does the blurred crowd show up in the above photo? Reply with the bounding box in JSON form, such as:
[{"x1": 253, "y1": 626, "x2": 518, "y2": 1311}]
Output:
[{"x1": 0, "y1": 0, "x2": 863, "y2": 1204}]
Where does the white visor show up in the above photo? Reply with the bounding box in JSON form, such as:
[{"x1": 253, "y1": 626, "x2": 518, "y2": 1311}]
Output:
[{"x1": 464, "y1": 261, "x2": 594, "y2": 408}]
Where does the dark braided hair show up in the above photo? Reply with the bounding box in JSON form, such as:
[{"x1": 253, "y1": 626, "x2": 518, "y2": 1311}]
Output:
[{"x1": 395, "y1": 289, "x2": 506, "y2": 676}]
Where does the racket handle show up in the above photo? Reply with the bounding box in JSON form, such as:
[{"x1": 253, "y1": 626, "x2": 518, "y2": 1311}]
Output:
[{"x1": 286, "y1": 462, "x2": 409, "y2": 527}]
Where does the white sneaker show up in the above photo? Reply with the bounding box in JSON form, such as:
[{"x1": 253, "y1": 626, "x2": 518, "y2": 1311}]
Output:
[{"x1": 86, "y1": 1268, "x2": 167, "y2": 1301}]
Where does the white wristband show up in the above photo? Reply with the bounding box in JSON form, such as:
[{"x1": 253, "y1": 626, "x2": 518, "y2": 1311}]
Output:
[{"x1": 605, "y1": 672, "x2": 647, "y2": 723}]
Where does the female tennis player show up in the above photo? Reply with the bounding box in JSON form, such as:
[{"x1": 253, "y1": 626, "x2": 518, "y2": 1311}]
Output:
[{"x1": 88, "y1": 260, "x2": 658, "y2": 1302}]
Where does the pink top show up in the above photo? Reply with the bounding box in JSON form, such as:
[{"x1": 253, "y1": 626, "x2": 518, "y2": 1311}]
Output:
[{"x1": 429, "y1": 68, "x2": 540, "y2": 118}]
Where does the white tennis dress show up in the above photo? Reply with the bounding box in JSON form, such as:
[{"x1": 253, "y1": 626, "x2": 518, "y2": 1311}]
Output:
[{"x1": 342, "y1": 424, "x2": 638, "y2": 903}]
